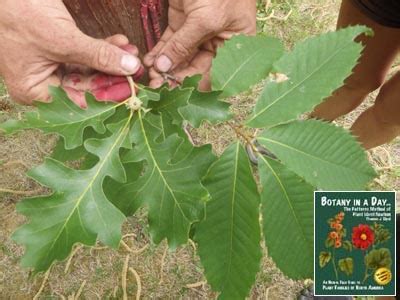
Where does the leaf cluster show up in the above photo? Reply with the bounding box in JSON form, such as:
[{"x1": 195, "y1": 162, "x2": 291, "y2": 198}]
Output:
[{"x1": 0, "y1": 26, "x2": 376, "y2": 299}]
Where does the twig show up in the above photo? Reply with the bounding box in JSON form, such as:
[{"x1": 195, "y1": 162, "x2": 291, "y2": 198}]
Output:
[
  {"x1": 54, "y1": 291, "x2": 66, "y2": 300},
  {"x1": 0, "y1": 159, "x2": 30, "y2": 169},
  {"x1": 188, "y1": 239, "x2": 197, "y2": 252},
  {"x1": 186, "y1": 281, "x2": 206, "y2": 289},
  {"x1": 127, "y1": 76, "x2": 137, "y2": 98},
  {"x1": 74, "y1": 280, "x2": 86, "y2": 300},
  {"x1": 227, "y1": 122, "x2": 255, "y2": 150},
  {"x1": 0, "y1": 188, "x2": 41, "y2": 196},
  {"x1": 159, "y1": 245, "x2": 168, "y2": 284},
  {"x1": 264, "y1": 284, "x2": 277, "y2": 300},
  {"x1": 112, "y1": 286, "x2": 118, "y2": 298},
  {"x1": 122, "y1": 233, "x2": 137, "y2": 239},
  {"x1": 129, "y1": 267, "x2": 142, "y2": 300},
  {"x1": 120, "y1": 240, "x2": 149, "y2": 255},
  {"x1": 373, "y1": 178, "x2": 386, "y2": 188},
  {"x1": 64, "y1": 245, "x2": 83, "y2": 274},
  {"x1": 33, "y1": 268, "x2": 51, "y2": 300},
  {"x1": 122, "y1": 255, "x2": 130, "y2": 300},
  {"x1": 257, "y1": 0, "x2": 292, "y2": 21}
]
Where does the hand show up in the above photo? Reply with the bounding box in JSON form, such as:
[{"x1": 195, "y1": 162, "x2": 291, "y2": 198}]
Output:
[
  {"x1": 0, "y1": 0, "x2": 143, "y2": 106},
  {"x1": 144, "y1": 0, "x2": 256, "y2": 90}
]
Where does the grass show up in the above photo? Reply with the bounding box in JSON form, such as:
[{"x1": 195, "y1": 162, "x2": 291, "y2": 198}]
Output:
[{"x1": 0, "y1": 0, "x2": 399, "y2": 299}]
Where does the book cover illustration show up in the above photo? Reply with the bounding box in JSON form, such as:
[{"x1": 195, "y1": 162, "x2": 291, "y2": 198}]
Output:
[{"x1": 314, "y1": 191, "x2": 396, "y2": 296}]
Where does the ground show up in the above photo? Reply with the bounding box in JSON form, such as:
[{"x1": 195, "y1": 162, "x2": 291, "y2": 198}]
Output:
[{"x1": 0, "y1": 0, "x2": 399, "y2": 299}]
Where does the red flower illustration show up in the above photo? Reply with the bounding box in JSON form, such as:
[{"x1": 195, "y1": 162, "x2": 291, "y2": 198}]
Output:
[{"x1": 352, "y1": 224, "x2": 374, "y2": 250}]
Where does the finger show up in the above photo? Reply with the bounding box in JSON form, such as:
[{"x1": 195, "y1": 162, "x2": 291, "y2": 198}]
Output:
[
  {"x1": 62, "y1": 73, "x2": 126, "y2": 90},
  {"x1": 121, "y1": 44, "x2": 140, "y2": 57},
  {"x1": 92, "y1": 82, "x2": 131, "y2": 103},
  {"x1": 8, "y1": 74, "x2": 61, "y2": 106},
  {"x1": 61, "y1": 31, "x2": 142, "y2": 76},
  {"x1": 105, "y1": 34, "x2": 129, "y2": 47},
  {"x1": 62, "y1": 43, "x2": 141, "y2": 76},
  {"x1": 173, "y1": 50, "x2": 214, "y2": 91},
  {"x1": 143, "y1": 27, "x2": 173, "y2": 67},
  {"x1": 153, "y1": 19, "x2": 215, "y2": 73},
  {"x1": 149, "y1": 77, "x2": 166, "y2": 89},
  {"x1": 63, "y1": 87, "x2": 87, "y2": 108}
]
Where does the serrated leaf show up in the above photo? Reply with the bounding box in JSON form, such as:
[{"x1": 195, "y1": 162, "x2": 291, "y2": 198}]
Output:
[
  {"x1": 338, "y1": 258, "x2": 353, "y2": 276},
  {"x1": 12, "y1": 117, "x2": 133, "y2": 273},
  {"x1": 212, "y1": 35, "x2": 284, "y2": 98},
  {"x1": 247, "y1": 26, "x2": 371, "y2": 128},
  {"x1": 319, "y1": 251, "x2": 332, "y2": 268},
  {"x1": 259, "y1": 156, "x2": 314, "y2": 279},
  {"x1": 196, "y1": 143, "x2": 261, "y2": 300},
  {"x1": 342, "y1": 240, "x2": 353, "y2": 252},
  {"x1": 0, "y1": 87, "x2": 119, "y2": 149},
  {"x1": 258, "y1": 120, "x2": 376, "y2": 190},
  {"x1": 118, "y1": 111, "x2": 215, "y2": 248}
]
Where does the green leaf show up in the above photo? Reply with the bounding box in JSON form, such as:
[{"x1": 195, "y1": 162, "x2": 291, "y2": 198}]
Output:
[
  {"x1": 258, "y1": 120, "x2": 376, "y2": 190},
  {"x1": 180, "y1": 75, "x2": 232, "y2": 127},
  {"x1": 12, "y1": 117, "x2": 132, "y2": 273},
  {"x1": 147, "y1": 87, "x2": 193, "y2": 125},
  {"x1": 0, "y1": 87, "x2": 119, "y2": 149},
  {"x1": 196, "y1": 143, "x2": 261, "y2": 300},
  {"x1": 259, "y1": 156, "x2": 314, "y2": 279},
  {"x1": 338, "y1": 258, "x2": 354, "y2": 276},
  {"x1": 319, "y1": 251, "x2": 332, "y2": 268},
  {"x1": 212, "y1": 35, "x2": 284, "y2": 98},
  {"x1": 365, "y1": 248, "x2": 392, "y2": 270},
  {"x1": 342, "y1": 240, "x2": 353, "y2": 252},
  {"x1": 120, "y1": 111, "x2": 215, "y2": 248},
  {"x1": 52, "y1": 137, "x2": 88, "y2": 162},
  {"x1": 247, "y1": 26, "x2": 371, "y2": 128},
  {"x1": 104, "y1": 161, "x2": 145, "y2": 215}
]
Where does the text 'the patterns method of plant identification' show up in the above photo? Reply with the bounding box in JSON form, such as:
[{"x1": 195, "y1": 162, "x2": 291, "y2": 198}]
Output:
[{"x1": 0, "y1": 26, "x2": 376, "y2": 299}]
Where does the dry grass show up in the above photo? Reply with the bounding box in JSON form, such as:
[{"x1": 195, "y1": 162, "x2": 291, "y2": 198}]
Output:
[{"x1": 0, "y1": 0, "x2": 399, "y2": 299}]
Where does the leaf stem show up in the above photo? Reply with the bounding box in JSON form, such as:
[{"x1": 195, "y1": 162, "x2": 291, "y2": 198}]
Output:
[
  {"x1": 227, "y1": 122, "x2": 257, "y2": 152},
  {"x1": 332, "y1": 248, "x2": 339, "y2": 280},
  {"x1": 127, "y1": 76, "x2": 137, "y2": 99}
]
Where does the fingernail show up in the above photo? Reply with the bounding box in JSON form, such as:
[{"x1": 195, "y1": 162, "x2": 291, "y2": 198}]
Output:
[
  {"x1": 121, "y1": 55, "x2": 140, "y2": 73},
  {"x1": 156, "y1": 55, "x2": 172, "y2": 72}
]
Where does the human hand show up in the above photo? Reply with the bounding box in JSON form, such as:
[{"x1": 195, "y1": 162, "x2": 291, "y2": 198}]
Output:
[
  {"x1": 0, "y1": 0, "x2": 143, "y2": 106},
  {"x1": 144, "y1": 0, "x2": 256, "y2": 90}
]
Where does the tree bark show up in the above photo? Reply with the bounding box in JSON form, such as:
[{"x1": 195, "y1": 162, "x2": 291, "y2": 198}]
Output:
[{"x1": 63, "y1": 0, "x2": 169, "y2": 57}]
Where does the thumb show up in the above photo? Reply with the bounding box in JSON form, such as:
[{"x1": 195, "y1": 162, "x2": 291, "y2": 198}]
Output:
[
  {"x1": 63, "y1": 32, "x2": 142, "y2": 76},
  {"x1": 155, "y1": 21, "x2": 212, "y2": 73}
]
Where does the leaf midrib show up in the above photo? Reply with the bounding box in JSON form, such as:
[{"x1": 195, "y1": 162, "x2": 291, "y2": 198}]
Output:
[
  {"x1": 221, "y1": 143, "x2": 240, "y2": 291},
  {"x1": 258, "y1": 136, "x2": 365, "y2": 176},
  {"x1": 138, "y1": 111, "x2": 190, "y2": 223},
  {"x1": 45, "y1": 114, "x2": 132, "y2": 256},
  {"x1": 259, "y1": 155, "x2": 311, "y2": 249},
  {"x1": 219, "y1": 48, "x2": 264, "y2": 91},
  {"x1": 31, "y1": 101, "x2": 119, "y2": 130},
  {"x1": 248, "y1": 38, "x2": 358, "y2": 124}
]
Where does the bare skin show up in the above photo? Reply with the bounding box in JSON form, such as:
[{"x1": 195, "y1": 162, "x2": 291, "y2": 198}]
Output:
[
  {"x1": 312, "y1": 0, "x2": 400, "y2": 149},
  {"x1": 0, "y1": 0, "x2": 143, "y2": 106},
  {"x1": 144, "y1": 0, "x2": 257, "y2": 90}
]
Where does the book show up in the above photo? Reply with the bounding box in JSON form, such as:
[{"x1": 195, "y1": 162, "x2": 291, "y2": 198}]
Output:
[{"x1": 314, "y1": 191, "x2": 397, "y2": 297}]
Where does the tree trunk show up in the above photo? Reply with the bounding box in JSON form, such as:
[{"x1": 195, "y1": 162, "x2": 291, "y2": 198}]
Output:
[{"x1": 63, "y1": 0, "x2": 169, "y2": 57}]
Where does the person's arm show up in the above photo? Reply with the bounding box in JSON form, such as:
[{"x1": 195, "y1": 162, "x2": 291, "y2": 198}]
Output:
[{"x1": 0, "y1": 0, "x2": 142, "y2": 107}]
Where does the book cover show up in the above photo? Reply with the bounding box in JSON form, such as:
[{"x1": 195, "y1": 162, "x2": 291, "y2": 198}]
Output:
[{"x1": 314, "y1": 191, "x2": 396, "y2": 296}]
